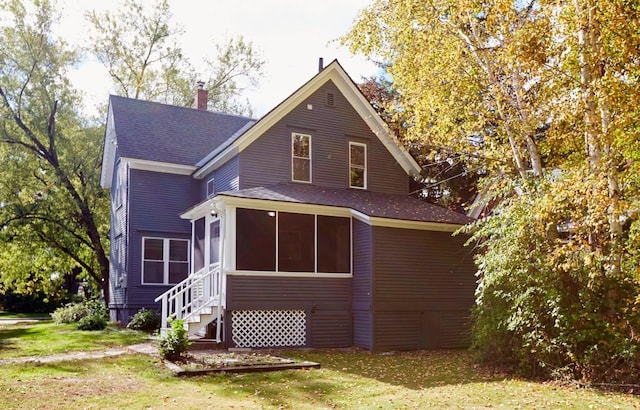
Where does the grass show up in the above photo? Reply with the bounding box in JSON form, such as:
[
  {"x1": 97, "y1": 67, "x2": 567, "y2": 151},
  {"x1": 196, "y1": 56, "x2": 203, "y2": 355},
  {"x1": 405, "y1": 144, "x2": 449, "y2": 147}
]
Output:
[
  {"x1": 0, "y1": 321, "x2": 150, "y2": 359},
  {"x1": 0, "y1": 311, "x2": 51, "y2": 319},
  {"x1": 0, "y1": 321, "x2": 638, "y2": 409}
]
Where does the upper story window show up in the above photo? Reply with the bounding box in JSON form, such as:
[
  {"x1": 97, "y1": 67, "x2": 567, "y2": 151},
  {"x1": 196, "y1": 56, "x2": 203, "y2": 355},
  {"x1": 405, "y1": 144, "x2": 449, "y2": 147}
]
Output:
[
  {"x1": 142, "y1": 237, "x2": 189, "y2": 285},
  {"x1": 349, "y1": 142, "x2": 367, "y2": 189},
  {"x1": 206, "y1": 177, "x2": 215, "y2": 197},
  {"x1": 292, "y1": 133, "x2": 311, "y2": 183}
]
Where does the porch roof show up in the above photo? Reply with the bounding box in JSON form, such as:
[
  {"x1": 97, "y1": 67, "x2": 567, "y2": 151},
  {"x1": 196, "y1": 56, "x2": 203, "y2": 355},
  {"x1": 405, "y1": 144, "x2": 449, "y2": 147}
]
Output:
[{"x1": 217, "y1": 183, "x2": 474, "y2": 225}]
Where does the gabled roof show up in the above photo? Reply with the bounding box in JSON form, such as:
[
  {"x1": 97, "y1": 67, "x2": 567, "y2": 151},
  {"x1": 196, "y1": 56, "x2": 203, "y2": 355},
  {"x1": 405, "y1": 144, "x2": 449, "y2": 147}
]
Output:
[
  {"x1": 193, "y1": 59, "x2": 421, "y2": 179},
  {"x1": 207, "y1": 183, "x2": 473, "y2": 227},
  {"x1": 110, "y1": 95, "x2": 253, "y2": 165},
  {"x1": 100, "y1": 96, "x2": 253, "y2": 187}
]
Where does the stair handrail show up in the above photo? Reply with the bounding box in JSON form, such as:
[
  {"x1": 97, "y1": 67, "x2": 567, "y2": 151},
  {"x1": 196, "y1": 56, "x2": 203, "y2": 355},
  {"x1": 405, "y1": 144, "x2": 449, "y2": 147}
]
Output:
[{"x1": 154, "y1": 262, "x2": 221, "y2": 331}]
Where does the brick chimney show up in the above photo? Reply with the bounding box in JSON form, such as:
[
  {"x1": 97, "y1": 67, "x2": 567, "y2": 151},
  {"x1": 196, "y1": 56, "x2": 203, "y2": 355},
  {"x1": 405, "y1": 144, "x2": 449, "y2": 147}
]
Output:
[{"x1": 193, "y1": 81, "x2": 207, "y2": 110}]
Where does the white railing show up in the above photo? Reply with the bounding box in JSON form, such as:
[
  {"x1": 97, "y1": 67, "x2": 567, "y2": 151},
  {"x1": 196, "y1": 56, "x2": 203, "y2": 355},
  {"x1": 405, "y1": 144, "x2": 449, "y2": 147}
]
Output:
[{"x1": 154, "y1": 262, "x2": 221, "y2": 331}]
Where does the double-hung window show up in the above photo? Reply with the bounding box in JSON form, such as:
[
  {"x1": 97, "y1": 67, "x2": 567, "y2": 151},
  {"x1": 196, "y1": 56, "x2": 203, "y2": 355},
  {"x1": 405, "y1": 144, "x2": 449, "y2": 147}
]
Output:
[
  {"x1": 292, "y1": 133, "x2": 311, "y2": 183},
  {"x1": 349, "y1": 142, "x2": 367, "y2": 189},
  {"x1": 142, "y1": 237, "x2": 189, "y2": 285}
]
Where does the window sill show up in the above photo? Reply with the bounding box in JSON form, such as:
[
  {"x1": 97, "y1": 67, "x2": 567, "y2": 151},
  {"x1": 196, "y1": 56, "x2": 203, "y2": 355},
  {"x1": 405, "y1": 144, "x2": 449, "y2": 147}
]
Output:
[{"x1": 228, "y1": 270, "x2": 352, "y2": 279}]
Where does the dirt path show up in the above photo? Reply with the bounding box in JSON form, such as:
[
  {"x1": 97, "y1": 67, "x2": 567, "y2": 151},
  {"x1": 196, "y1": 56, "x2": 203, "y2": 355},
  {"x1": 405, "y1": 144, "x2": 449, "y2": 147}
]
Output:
[{"x1": 0, "y1": 343, "x2": 158, "y2": 365}]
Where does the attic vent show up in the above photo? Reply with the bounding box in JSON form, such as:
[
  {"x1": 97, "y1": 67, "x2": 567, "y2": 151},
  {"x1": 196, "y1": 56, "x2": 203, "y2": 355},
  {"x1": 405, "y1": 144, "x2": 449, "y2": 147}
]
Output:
[{"x1": 326, "y1": 92, "x2": 335, "y2": 107}]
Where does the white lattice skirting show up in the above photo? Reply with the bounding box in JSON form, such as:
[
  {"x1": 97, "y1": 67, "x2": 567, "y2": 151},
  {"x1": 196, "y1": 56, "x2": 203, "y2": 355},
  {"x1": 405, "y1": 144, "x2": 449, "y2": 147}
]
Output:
[{"x1": 231, "y1": 310, "x2": 306, "y2": 348}]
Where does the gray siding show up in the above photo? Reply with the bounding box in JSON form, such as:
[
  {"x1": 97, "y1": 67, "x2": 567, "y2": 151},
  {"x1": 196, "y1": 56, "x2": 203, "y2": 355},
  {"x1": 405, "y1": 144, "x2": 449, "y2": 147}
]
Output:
[
  {"x1": 352, "y1": 219, "x2": 373, "y2": 350},
  {"x1": 226, "y1": 276, "x2": 352, "y2": 348},
  {"x1": 193, "y1": 218, "x2": 205, "y2": 272},
  {"x1": 125, "y1": 169, "x2": 199, "y2": 316},
  {"x1": 239, "y1": 80, "x2": 408, "y2": 194},
  {"x1": 371, "y1": 226, "x2": 476, "y2": 351},
  {"x1": 108, "y1": 155, "x2": 128, "y2": 321},
  {"x1": 200, "y1": 155, "x2": 239, "y2": 199}
]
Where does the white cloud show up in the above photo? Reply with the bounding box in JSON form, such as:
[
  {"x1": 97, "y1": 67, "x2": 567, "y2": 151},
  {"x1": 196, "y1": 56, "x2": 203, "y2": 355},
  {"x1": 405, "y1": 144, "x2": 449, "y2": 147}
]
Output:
[{"x1": 55, "y1": 0, "x2": 377, "y2": 118}]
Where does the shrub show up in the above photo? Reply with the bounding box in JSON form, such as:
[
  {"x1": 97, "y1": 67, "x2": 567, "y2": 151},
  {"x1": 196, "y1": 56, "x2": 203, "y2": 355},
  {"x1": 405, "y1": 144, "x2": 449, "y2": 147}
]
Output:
[
  {"x1": 158, "y1": 318, "x2": 190, "y2": 361},
  {"x1": 51, "y1": 299, "x2": 109, "y2": 331},
  {"x1": 76, "y1": 313, "x2": 107, "y2": 330},
  {"x1": 51, "y1": 302, "x2": 91, "y2": 324},
  {"x1": 127, "y1": 308, "x2": 161, "y2": 333}
]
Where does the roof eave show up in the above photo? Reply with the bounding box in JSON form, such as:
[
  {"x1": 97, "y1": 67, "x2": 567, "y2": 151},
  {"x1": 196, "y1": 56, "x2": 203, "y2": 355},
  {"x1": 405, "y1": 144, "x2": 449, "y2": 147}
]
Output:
[
  {"x1": 193, "y1": 59, "x2": 421, "y2": 178},
  {"x1": 100, "y1": 102, "x2": 116, "y2": 189}
]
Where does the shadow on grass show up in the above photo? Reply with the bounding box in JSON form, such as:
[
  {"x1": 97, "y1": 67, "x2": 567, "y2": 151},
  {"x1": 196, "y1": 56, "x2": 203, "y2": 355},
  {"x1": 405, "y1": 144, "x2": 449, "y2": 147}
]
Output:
[
  {"x1": 280, "y1": 348, "x2": 504, "y2": 391},
  {"x1": 0, "y1": 326, "x2": 38, "y2": 354},
  {"x1": 203, "y1": 368, "x2": 342, "y2": 409}
]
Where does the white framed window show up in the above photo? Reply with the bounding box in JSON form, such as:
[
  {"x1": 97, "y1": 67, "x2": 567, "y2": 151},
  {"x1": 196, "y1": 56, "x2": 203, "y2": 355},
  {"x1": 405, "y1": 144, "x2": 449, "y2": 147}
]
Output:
[
  {"x1": 142, "y1": 237, "x2": 189, "y2": 285},
  {"x1": 292, "y1": 133, "x2": 311, "y2": 183},
  {"x1": 349, "y1": 142, "x2": 367, "y2": 189},
  {"x1": 206, "y1": 177, "x2": 215, "y2": 197}
]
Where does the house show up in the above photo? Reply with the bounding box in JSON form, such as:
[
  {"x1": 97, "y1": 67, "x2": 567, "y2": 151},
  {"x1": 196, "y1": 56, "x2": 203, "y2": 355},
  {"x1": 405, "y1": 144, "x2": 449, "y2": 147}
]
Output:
[{"x1": 100, "y1": 60, "x2": 477, "y2": 351}]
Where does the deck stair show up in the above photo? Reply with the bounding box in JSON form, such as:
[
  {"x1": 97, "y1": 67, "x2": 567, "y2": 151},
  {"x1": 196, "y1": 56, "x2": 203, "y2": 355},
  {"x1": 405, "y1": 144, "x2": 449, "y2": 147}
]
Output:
[{"x1": 155, "y1": 263, "x2": 224, "y2": 341}]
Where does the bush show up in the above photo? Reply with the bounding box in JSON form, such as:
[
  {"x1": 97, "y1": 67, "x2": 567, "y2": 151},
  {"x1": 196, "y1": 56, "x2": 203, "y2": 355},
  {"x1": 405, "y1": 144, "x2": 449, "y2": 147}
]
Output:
[
  {"x1": 51, "y1": 299, "x2": 109, "y2": 331},
  {"x1": 158, "y1": 318, "x2": 190, "y2": 361},
  {"x1": 127, "y1": 308, "x2": 161, "y2": 333},
  {"x1": 76, "y1": 314, "x2": 107, "y2": 330},
  {"x1": 51, "y1": 302, "x2": 91, "y2": 324}
]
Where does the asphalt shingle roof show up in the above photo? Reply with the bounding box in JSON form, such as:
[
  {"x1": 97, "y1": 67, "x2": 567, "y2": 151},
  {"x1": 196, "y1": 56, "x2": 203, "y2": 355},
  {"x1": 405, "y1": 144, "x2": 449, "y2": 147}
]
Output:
[
  {"x1": 218, "y1": 183, "x2": 474, "y2": 225},
  {"x1": 109, "y1": 95, "x2": 254, "y2": 166}
]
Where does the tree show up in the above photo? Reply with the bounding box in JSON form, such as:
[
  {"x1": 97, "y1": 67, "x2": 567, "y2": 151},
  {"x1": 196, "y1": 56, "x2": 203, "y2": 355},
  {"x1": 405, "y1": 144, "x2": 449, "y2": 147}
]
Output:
[
  {"x1": 344, "y1": 0, "x2": 640, "y2": 382},
  {"x1": 87, "y1": 0, "x2": 264, "y2": 115},
  {"x1": 358, "y1": 74, "x2": 480, "y2": 212},
  {"x1": 0, "y1": 0, "x2": 110, "y2": 302}
]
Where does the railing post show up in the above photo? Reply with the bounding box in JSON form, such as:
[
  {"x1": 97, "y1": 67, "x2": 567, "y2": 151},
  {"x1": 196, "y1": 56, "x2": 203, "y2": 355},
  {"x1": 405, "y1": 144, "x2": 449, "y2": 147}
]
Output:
[{"x1": 161, "y1": 296, "x2": 168, "y2": 330}]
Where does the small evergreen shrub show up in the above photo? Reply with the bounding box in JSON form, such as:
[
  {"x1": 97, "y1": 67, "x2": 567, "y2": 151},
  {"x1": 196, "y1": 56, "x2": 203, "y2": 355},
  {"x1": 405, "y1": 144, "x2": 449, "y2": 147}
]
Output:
[
  {"x1": 158, "y1": 318, "x2": 190, "y2": 361},
  {"x1": 127, "y1": 308, "x2": 161, "y2": 333}
]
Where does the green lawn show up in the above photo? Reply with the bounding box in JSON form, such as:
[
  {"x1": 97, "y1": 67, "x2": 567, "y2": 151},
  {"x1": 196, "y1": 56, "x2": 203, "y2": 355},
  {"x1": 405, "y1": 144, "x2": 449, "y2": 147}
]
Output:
[
  {"x1": 0, "y1": 322, "x2": 638, "y2": 409},
  {"x1": 0, "y1": 321, "x2": 150, "y2": 358}
]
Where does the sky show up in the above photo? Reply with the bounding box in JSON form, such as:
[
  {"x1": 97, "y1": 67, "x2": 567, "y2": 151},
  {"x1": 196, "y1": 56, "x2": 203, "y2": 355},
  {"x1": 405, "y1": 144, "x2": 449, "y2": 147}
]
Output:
[{"x1": 54, "y1": 0, "x2": 379, "y2": 118}]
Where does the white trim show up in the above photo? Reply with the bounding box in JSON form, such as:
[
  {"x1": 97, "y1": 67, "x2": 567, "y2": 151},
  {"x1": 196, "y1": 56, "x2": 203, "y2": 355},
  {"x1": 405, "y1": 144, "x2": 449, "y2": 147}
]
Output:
[
  {"x1": 218, "y1": 195, "x2": 352, "y2": 217},
  {"x1": 291, "y1": 133, "x2": 312, "y2": 183},
  {"x1": 192, "y1": 61, "x2": 421, "y2": 178},
  {"x1": 218, "y1": 194, "x2": 465, "y2": 232},
  {"x1": 349, "y1": 141, "x2": 367, "y2": 189},
  {"x1": 100, "y1": 103, "x2": 117, "y2": 188},
  {"x1": 350, "y1": 209, "x2": 463, "y2": 232},
  {"x1": 141, "y1": 237, "x2": 190, "y2": 285},
  {"x1": 124, "y1": 157, "x2": 197, "y2": 175},
  {"x1": 228, "y1": 271, "x2": 352, "y2": 279}
]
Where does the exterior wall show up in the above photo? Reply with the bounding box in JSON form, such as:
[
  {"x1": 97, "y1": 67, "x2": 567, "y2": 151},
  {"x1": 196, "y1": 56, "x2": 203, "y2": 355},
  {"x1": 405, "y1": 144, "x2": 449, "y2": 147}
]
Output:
[
  {"x1": 239, "y1": 80, "x2": 409, "y2": 195},
  {"x1": 123, "y1": 169, "x2": 199, "y2": 320},
  {"x1": 352, "y1": 219, "x2": 373, "y2": 350},
  {"x1": 225, "y1": 276, "x2": 352, "y2": 348},
  {"x1": 108, "y1": 154, "x2": 128, "y2": 322},
  {"x1": 200, "y1": 155, "x2": 239, "y2": 199},
  {"x1": 371, "y1": 226, "x2": 476, "y2": 351},
  {"x1": 193, "y1": 217, "x2": 205, "y2": 272}
]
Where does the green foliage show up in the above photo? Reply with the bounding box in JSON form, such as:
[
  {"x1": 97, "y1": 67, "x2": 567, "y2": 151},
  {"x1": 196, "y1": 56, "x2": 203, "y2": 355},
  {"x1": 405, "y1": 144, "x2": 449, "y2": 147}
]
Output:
[
  {"x1": 0, "y1": 289, "x2": 58, "y2": 313},
  {"x1": 51, "y1": 302, "x2": 91, "y2": 324},
  {"x1": 51, "y1": 299, "x2": 108, "y2": 330},
  {"x1": 0, "y1": 0, "x2": 111, "y2": 302},
  {"x1": 127, "y1": 308, "x2": 160, "y2": 333},
  {"x1": 466, "y1": 175, "x2": 640, "y2": 382},
  {"x1": 76, "y1": 313, "x2": 107, "y2": 331},
  {"x1": 158, "y1": 317, "x2": 190, "y2": 361},
  {"x1": 346, "y1": 0, "x2": 640, "y2": 384}
]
